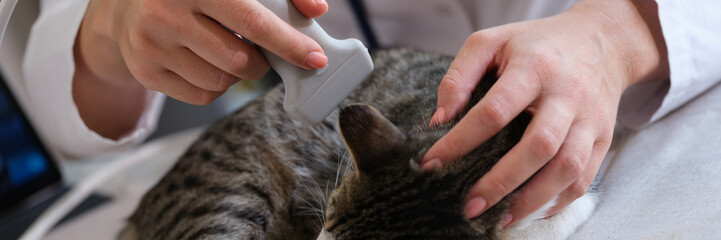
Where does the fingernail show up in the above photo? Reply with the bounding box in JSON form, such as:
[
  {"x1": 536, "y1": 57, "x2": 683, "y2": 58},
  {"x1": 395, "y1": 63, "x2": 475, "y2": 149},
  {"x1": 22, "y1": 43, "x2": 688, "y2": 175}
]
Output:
[
  {"x1": 501, "y1": 214, "x2": 513, "y2": 228},
  {"x1": 429, "y1": 107, "x2": 446, "y2": 126},
  {"x1": 421, "y1": 158, "x2": 442, "y2": 171},
  {"x1": 315, "y1": 0, "x2": 326, "y2": 5},
  {"x1": 305, "y1": 51, "x2": 327, "y2": 69},
  {"x1": 464, "y1": 197, "x2": 487, "y2": 219}
]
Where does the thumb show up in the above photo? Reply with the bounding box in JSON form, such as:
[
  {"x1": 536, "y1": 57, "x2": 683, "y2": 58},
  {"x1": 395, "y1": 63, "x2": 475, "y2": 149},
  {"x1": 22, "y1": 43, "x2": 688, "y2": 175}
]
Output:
[{"x1": 291, "y1": 0, "x2": 329, "y2": 18}]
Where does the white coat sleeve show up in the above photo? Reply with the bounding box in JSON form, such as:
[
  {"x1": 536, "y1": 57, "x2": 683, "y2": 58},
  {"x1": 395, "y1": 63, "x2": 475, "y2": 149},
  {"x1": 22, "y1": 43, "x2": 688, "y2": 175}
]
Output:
[
  {"x1": 617, "y1": 0, "x2": 721, "y2": 129},
  {"x1": 22, "y1": 0, "x2": 165, "y2": 159}
]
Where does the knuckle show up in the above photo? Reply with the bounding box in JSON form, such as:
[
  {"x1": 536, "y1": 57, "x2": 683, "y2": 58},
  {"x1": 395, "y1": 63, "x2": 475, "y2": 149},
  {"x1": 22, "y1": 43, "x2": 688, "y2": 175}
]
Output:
[
  {"x1": 526, "y1": 47, "x2": 561, "y2": 78},
  {"x1": 214, "y1": 72, "x2": 236, "y2": 91},
  {"x1": 568, "y1": 180, "x2": 590, "y2": 199},
  {"x1": 485, "y1": 175, "x2": 517, "y2": 199},
  {"x1": 127, "y1": 63, "x2": 156, "y2": 88},
  {"x1": 242, "y1": 8, "x2": 271, "y2": 37},
  {"x1": 138, "y1": 0, "x2": 157, "y2": 17},
  {"x1": 595, "y1": 132, "x2": 613, "y2": 150},
  {"x1": 193, "y1": 90, "x2": 218, "y2": 105},
  {"x1": 228, "y1": 47, "x2": 250, "y2": 76},
  {"x1": 467, "y1": 30, "x2": 497, "y2": 46},
  {"x1": 438, "y1": 69, "x2": 472, "y2": 103},
  {"x1": 529, "y1": 127, "x2": 563, "y2": 159},
  {"x1": 596, "y1": 109, "x2": 612, "y2": 124},
  {"x1": 478, "y1": 97, "x2": 510, "y2": 130},
  {"x1": 127, "y1": 28, "x2": 152, "y2": 51},
  {"x1": 139, "y1": 75, "x2": 159, "y2": 91},
  {"x1": 430, "y1": 136, "x2": 467, "y2": 162},
  {"x1": 440, "y1": 69, "x2": 471, "y2": 93},
  {"x1": 558, "y1": 151, "x2": 585, "y2": 181},
  {"x1": 247, "y1": 62, "x2": 269, "y2": 80},
  {"x1": 467, "y1": 31, "x2": 487, "y2": 45},
  {"x1": 139, "y1": 0, "x2": 172, "y2": 27},
  {"x1": 512, "y1": 195, "x2": 537, "y2": 215},
  {"x1": 144, "y1": 85, "x2": 160, "y2": 92},
  {"x1": 445, "y1": 138, "x2": 469, "y2": 159},
  {"x1": 566, "y1": 72, "x2": 586, "y2": 90},
  {"x1": 279, "y1": 35, "x2": 303, "y2": 60},
  {"x1": 137, "y1": 72, "x2": 155, "y2": 88},
  {"x1": 141, "y1": 77, "x2": 162, "y2": 92},
  {"x1": 551, "y1": 73, "x2": 586, "y2": 101},
  {"x1": 527, "y1": 46, "x2": 557, "y2": 64},
  {"x1": 514, "y1": 74, "x2": 542, "y2": 95}
]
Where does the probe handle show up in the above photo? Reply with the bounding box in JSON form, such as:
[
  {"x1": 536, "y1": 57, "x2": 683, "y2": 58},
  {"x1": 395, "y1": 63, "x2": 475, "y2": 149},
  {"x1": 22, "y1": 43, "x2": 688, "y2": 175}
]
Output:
[{"x1": 256, "y1": 0, "x2": 373, "y2": 125}]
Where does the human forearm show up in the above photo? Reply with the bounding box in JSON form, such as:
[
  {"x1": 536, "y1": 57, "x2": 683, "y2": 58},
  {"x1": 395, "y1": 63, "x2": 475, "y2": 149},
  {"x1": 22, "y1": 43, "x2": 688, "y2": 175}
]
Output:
[
  {"x1": 72, "y1": 0, "x2": 146, "y2": 140},
  {"x1": 72, "y1": 56, "x2": 146, "y2": 140}
]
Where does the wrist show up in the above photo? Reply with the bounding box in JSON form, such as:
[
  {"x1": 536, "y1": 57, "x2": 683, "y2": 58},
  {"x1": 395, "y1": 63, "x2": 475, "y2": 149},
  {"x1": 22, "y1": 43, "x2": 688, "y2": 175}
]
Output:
[
  {"x1": 73, "y1": 39, "x2": 147, "y2": 140},
  {"x1": 568, "y1": 0, "x2": 669, "y2": 89},
  {"x1": 73, "y1": 0, "x2": 147, "y2": 139},
  {"x1": 77, "y1": 0, "x2": 134, "y2": 86}
]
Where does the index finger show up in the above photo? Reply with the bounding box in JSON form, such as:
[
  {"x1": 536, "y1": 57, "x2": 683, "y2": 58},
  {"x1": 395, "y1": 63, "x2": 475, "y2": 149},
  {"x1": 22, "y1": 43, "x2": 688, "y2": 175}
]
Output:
[
  {"x1": 198, "y1": 0, "x2": 326, "y2": 69},
  {"x1": 422, "y1": 65, "x2": 541, "y2": 168},
  {"x1": 430, "y1": 31, "x2": 506, "y2": 126},
  {"x1": 291, "y1": 0, "x2": 328, "y2": 18}
]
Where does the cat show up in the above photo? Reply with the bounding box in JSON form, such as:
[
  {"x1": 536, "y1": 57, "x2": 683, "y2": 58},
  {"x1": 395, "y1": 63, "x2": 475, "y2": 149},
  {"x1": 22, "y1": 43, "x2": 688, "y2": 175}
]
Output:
[{"x1": 119, "y1": 48, "x2": 596, "y2": 240}]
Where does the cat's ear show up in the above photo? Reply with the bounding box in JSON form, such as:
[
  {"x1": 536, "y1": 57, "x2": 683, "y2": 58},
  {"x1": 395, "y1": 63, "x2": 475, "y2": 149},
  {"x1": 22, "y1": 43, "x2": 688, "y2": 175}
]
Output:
[{"x1": 339, "y1": 104, "x2": 407, "y2": 172}]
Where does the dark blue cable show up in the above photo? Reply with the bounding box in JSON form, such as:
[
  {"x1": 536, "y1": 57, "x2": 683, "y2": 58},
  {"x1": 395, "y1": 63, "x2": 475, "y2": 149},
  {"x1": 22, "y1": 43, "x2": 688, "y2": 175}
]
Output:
[{"x1": 348, "y1": 0, "x2": 379, "y2": 51}]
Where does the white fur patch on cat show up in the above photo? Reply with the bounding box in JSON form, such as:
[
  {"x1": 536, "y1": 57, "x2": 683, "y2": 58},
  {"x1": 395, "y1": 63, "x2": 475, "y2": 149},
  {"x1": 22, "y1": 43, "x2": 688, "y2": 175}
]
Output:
[
  {"x1": 501, "y1": 193, "x2": 597, "y2": 240},
  {"x1": 316, "y1": 230, "x2": 333, "y2": 240}
]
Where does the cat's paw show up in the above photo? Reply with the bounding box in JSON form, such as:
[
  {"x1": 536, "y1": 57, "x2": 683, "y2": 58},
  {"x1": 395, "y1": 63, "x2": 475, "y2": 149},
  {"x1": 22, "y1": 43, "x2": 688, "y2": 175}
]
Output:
[{"x1": 501, "y1": 192, "x2": 597, "y2": 240}]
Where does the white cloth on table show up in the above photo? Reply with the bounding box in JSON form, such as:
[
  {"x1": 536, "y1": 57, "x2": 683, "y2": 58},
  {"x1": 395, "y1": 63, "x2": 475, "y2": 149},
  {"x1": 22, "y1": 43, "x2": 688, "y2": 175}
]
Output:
[{"x1": 572, "y1": 76, "x2": 721, "y2": 239}]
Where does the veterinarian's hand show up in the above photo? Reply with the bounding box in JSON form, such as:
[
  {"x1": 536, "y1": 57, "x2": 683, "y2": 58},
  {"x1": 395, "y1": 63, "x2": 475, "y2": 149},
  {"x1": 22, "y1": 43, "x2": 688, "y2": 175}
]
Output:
[
  {"x1": 74, "y1": 0, "x2": 328, "y2": 138},
  {"x1": 422, "y1": 0, "x2": 668, "y2": 226}
]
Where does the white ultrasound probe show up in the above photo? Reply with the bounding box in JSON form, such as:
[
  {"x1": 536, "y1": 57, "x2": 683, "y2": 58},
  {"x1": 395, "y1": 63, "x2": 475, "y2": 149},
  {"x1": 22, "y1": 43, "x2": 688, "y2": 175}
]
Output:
[{"x1": 257, "y1": 0, "x2": 374, "y2": 125}]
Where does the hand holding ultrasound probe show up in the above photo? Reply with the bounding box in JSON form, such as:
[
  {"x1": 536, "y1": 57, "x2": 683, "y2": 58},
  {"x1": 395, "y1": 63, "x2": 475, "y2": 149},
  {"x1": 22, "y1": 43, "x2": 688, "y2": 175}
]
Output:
[
  {"x1": 73, "y1": 0, "x2": 330, "y2": 139},
  {"x1": 73, "y1": 0, "x2": 668, "y2": 228}
]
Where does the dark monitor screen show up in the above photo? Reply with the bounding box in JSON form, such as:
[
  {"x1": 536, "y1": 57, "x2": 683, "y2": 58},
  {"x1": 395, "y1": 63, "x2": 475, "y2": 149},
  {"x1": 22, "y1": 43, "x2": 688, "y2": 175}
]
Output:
[{"x1": 0, "y1": 76, "x2": 61, "y2": 213}]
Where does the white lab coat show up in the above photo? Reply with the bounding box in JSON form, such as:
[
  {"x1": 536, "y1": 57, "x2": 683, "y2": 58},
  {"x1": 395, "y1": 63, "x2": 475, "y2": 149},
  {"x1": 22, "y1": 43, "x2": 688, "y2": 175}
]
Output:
[
  {"x1": 6, "y1": 0, "x2": 721, "y2": 157},
  {"x1": 3, "y1": 0, "x2": 164, "y2": 159}
]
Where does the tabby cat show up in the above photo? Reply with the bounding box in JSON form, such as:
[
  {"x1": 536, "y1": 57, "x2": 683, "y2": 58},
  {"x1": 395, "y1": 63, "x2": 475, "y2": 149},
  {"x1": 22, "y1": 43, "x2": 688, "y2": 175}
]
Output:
[{"x1": 120, "y1": 49, "x2": 596, "y2": 240}]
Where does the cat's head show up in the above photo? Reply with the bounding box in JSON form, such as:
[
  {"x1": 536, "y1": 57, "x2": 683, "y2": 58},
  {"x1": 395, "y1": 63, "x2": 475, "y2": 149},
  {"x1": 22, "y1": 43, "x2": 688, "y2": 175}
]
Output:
[{"x1": 318, "y1": 104, "x2": 528, "y2": 239}]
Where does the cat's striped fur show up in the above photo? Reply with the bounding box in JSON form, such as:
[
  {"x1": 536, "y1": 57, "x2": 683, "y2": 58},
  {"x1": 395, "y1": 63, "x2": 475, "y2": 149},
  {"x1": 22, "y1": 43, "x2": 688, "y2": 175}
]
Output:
[{"x1": 121, "y1": 49, "x2": 595, "y2": 240}]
